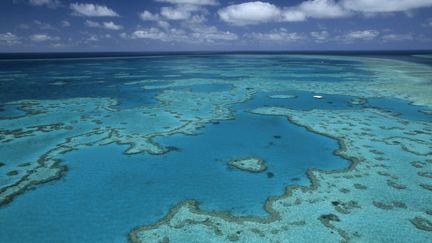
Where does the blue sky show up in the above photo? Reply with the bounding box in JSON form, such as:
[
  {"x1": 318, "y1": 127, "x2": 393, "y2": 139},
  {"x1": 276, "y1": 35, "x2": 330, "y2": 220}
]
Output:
[{"x1": 0, "y1": 0, "x2": 431, "y2": 52}]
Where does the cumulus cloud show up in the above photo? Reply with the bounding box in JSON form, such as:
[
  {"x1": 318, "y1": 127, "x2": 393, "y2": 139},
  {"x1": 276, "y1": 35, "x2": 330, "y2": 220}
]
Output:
[
  {"x1": 29, "y1": 0, "x2": 61, "y2": 8},
  {"x1": 157, "y1": 20, "x2": 171, "y2": 29},
  {"x1": 139, "y1": 11, "x2": 171, "y2": 28},
  {"x1": 30, "y1": 33, "x2": 60, "y2": 42},
  {"x1": 85, "y1": 20, "x2": 100, "y2": 27},
  {"x1": 190, "y1": 26, "x2": 238, "y2": 42},
  {"x1": 124, "y1": 24, "x2": 237, "y2": 44},
  {"x1": 130, "y1": 28, "x2": 174, "y2": 41},
  {"x1": 310, "y1": 30, "x2": 330, "y2": 42},
  {"x1": 344, "y1": 30, "x2": 379, "y2": 41},
  {"x1": 381, "y1": 33, "x2": 413, "y2": 41},
  {"x1": 218, "y1": 0, "x2": 350, "y2": 25},
  {"x1": 160, "y1": 5, "x2": 203, "y2": 20},
  {"x1": 161, "y1": 6, "x2": 192, "y2": 20},
  {"x1": 0, "y1": 32, "x2": 21, "y2": 45},
  {"x1": 188, "y1": 15, "x2": 207, "y2": 23},
  {"x1": 341, "y1": 0, "x2": 432, "y2": 13},
  {"x1": 297, "y1": 0, "x2": 349, "y2": 18},
  {"x1": 70, "y1": 3, "x2": 119, "y2": 17},
  {"x1": 218, "y1": 2, "x2": 281, "y2": 26},
  {"x1": 103, "y1": 21, "x2": 123, "y2": 30},
  {"x1": 218, "y1": 0, "x2": 432, "y2": 25},
  {"x1": 145, "y1": 0, "x2": 215, "y2": 24},
  {"x1": 280, "y1": 9, "x2": 307, "y2": 22},
  {"x1": 85, "y1": 20, "x2": 123, "y2": 30},
  {"x1": 140, "y1": 10, "x2": 160, "y2": 21},
  {"x1": 246, "y1": 28, "x2": 305, "y2": 42}
]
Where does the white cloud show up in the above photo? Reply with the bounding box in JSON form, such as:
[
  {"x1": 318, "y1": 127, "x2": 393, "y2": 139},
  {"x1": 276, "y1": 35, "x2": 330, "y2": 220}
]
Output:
[
  {"x1": 140, "y1": 0, "x2": 213, "y2": 25},
  {"x1": 131, "y1": 28, "x2": 172, "y2": 41},
  {"x1": 61, "y1": 20, "x2": 71, "y2": 27},
  {"x1": 280, "y1": 9, "x2": 307, "y2": 22},
  {"x1": 87, "y1": 35, "x2": 99, "y2": 41},
  {"x1": 381, "y1": 33, "x2": 413, "y2": 41},
  {"x1": 103, "y1": 21, "x2": 123, "y2": 30},
  {"x1": 297, "y1": 0, "x2": 350, "y2": 18},
  {"x1": 218, "y1": 1, "x2": 281, "y2": 26},
  {"x1": 30, "y1": 33, "x2": 60, "y2": 42},
  {"x1": 85, "y1": 20, "x2": 123, "y2": 30},
  {"x1": 140, "y1": 10, "x2": 160, "y2": 21},
  {"x1": 120, "y1": 32, "x2": 128, "y2": 39},
  {"x1": 161, "y1": 5, "x2": 200, "y2": 20},
  {"x1": 344, "y1": 30, "x2": 379, "y2": 41},
  {"x1": 139, "y1": 11, "x2": 171, "y2": 28},
  {"x1": 29, "y1": 0, "x2": 61, "y2": 8},
  {"x1": 85, "y1": 20, "x2": 101, "y2": 28},
  {"x1": 157, "y1": 20, "x2": 171, "y2": 29},
  {"x1": 124, "y1": 24, "x2": 237, "y2": 44},
  {"x1": 310, "y1": 30, "x2": 330, "y2": 42},
  {"x1": 70, "y1": 3, "x2": 119, "y2": 17},
  {"x1": 246, "y1": 28, "x2": 305, "y2": 42},
  {"x1": 0, "y1": 32, "x2": 21, "y2": 45},
  {"x1": 190, "y1": 26, "x2": 238, "y2": 42},
  {"x1": 218, "y1": 0, "x2": 349, "y2": 25},
  {"x1": 342, "y1": 0, "x2": 432, "y2": 13},
  {"x1": 218, "y1": 0, "x2": 432, "y2": 25},
  {"x1": 154, "y1": 0, "x2": 218, "y2": 5},
  {"x1": 188, "y1": 15, "x2": 207, "y2": 23}
]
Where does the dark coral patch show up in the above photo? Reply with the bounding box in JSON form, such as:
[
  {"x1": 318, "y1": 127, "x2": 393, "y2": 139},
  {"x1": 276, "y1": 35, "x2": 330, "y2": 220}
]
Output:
[
  {"x1": 319, "y1": 214, "x2": 340, "y2": 223},
  {"x1": 387, "y1": 180, "x2": 407, "y2": 190},
  {"x1": 6, "y1": 170, "x2": 18, "y2": 176},
  {"x1": 420, "y1": 184, "x2": 432, "y2": 192},
  {"x1": 372, "y1": 201, "x2": 393, "y2": 210},
  {"x1": 418, "y1": 172, "x2": 432, "y2": 179},
  {"x1": 18, "y1": 162, "x2": 31, "y2": 167},
  {"x1": 166, "y1": 146, "x2": 181, "y2": 152},
  {"x1": 353, "y1": 183, "x2": 367, "y2": 190},
  {"x1": 410, "y1": 217, "x2": 432, "y2": 232}
]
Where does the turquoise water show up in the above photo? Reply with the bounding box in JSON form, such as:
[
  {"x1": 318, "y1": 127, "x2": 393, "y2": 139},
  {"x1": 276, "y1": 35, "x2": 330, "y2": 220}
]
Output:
[
  {"x1": 0, "y1": 54, "x2": 431, "y2": 242},
  {"x1": 0, "y1": 107, "x2": 348, "y2": 242}
]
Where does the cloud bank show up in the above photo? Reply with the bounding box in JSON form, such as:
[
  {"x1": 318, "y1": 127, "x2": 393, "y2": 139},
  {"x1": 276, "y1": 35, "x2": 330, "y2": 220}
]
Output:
[
  {"x1": 70, "y1": 3, "x2": 119, "y2": 17},
  {"x1": 218, "y1": 0, "x2": 432, "y2": 25}
]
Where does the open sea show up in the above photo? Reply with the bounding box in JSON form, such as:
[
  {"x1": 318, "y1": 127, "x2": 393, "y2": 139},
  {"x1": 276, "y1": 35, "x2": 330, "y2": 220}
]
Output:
[{"x1": 0, "y1": 51, "x2": 431, "y2": 242}]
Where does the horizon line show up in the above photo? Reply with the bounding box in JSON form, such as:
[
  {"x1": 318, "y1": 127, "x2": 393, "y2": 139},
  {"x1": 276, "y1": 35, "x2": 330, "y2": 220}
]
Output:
[{"x1": 1, "y1": 49, "x2": 431, "y2": 61}]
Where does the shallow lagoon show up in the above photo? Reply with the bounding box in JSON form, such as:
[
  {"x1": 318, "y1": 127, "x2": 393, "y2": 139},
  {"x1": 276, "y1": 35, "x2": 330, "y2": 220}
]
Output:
[
  {"x1": 0, "y1": 93, "x2": 351, "y2": 242},
  {"x1": 0, "y1": 53, "x2": 431, "y2": 242}
]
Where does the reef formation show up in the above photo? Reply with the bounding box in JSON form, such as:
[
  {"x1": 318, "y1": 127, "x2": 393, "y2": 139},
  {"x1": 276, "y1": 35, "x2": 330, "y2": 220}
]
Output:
[
  {"x1": 228, "y1": 157, "x2": 267, "y2": 173},
  {"x1": 0, "y1": 54, "x2": 431, "y2": 242}
]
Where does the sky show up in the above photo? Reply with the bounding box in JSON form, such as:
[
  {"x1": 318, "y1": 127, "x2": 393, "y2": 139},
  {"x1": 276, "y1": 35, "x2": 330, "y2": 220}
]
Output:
[{"x1": 0, "y1": 0, "x2": 432, "y2": 52}]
